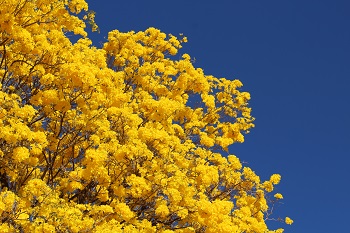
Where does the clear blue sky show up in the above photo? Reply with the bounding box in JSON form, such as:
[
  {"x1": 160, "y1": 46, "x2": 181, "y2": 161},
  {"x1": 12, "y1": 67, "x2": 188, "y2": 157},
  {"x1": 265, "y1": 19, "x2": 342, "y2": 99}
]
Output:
[{"x1": 87, "y1": 0, "x2": 350, "y2": 232}]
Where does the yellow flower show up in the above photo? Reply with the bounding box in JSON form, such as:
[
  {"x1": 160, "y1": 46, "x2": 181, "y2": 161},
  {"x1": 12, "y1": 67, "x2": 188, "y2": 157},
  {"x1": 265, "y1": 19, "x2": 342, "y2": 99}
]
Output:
[
  {"x1": 270, "y1": 174, "x2": 281, "y2": 185},
  {"x1": 155, "y1": 204, "x2": 169, "y2": 218},
  {"x1": 285, "y1": 217, "x2": 294, "y2": 225},
  {"x1": 274, "y1": 193, "x2": 283, "y2": 199},
  {"x1": 12, "y1": 147, "x2": 30, "y2": 162}
]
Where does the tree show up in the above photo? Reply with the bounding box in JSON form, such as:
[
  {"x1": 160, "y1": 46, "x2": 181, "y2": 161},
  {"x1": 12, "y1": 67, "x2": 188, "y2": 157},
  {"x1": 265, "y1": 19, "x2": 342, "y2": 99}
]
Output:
[{"x1": 0, "y1": 0, "x2": 292, "y2": 232}]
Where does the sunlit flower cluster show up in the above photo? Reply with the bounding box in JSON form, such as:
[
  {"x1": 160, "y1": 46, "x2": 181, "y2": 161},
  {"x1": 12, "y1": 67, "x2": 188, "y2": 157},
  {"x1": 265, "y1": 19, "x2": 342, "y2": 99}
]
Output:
[{"x1": 0, "y1": 0, "x2": 292, "y2": 232}]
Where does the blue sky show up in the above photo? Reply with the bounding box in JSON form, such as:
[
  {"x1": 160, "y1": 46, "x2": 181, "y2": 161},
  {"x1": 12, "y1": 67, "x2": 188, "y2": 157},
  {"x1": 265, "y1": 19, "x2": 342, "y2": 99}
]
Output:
[{"x1": 87, "y1": 0, "x2": 350, "y2": 232}]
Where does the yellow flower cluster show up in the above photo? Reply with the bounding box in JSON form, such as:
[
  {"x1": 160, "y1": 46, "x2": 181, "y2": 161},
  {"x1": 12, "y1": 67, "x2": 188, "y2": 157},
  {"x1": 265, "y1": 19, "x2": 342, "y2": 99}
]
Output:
[{"x1": 0, "y1": 0, "x2": 291, "y2": 232}]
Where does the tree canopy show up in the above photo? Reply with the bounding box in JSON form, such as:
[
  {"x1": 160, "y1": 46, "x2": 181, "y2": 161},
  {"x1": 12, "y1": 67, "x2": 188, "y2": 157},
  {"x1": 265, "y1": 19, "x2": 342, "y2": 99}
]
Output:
[{"x1": 0, "y1": 0, "x2": 292, "y2": 232}]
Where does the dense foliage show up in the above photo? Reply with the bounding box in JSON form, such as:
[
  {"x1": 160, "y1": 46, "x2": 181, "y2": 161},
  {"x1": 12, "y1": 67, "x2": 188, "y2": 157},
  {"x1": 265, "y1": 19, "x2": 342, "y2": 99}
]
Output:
[{"x1": 0, "y1": 0, "x2": 292, "y2": 232}]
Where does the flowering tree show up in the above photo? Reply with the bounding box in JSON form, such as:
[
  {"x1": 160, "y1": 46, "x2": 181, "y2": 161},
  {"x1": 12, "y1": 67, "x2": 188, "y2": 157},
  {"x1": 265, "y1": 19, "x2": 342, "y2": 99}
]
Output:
[{"x1": 0, "y1": 0, "x2": 292, "y2": 232}]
